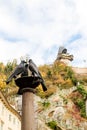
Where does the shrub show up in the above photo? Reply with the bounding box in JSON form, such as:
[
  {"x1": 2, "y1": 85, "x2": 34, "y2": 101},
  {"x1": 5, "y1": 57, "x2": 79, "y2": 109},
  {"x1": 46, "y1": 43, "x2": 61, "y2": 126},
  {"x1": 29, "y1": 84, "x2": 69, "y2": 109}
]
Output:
[{"x1": 47, "y1": 121, "x2": 57, "y2": 130}]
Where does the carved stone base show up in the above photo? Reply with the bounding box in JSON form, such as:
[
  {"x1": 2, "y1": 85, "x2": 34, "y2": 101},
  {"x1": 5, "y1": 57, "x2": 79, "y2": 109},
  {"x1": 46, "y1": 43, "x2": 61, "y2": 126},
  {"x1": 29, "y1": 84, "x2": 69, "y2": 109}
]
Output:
[{"x1": 15, "y1": 76, "x2": 40, "y2": 95}]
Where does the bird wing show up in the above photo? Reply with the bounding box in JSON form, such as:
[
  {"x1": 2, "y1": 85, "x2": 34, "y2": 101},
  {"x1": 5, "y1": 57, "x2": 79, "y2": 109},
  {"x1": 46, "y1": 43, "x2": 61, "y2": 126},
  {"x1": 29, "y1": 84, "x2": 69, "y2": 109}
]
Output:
[
  {"x1": 29, "y1": 59, "x2": 47, "y2": 91},
  {"x1": 6, "y1": 63, "x2": 25, "y2": 84},
  {"x1": 29, "y1": 60, "x2": 39, "y2": 76}
]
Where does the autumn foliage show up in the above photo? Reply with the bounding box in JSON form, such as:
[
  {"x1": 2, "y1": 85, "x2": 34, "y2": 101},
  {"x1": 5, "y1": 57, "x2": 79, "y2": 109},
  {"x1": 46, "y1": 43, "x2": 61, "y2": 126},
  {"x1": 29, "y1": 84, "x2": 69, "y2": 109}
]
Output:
[{"x1": 0, "y1": 60, "x2": 78, "y2": 97}]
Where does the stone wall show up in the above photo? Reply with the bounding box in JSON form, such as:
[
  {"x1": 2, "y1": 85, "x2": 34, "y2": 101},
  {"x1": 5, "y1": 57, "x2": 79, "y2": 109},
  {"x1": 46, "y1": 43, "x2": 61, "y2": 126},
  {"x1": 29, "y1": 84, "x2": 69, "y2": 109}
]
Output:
[{"x1": 72, "y1": 67, "x2": 87, "y2": 76}]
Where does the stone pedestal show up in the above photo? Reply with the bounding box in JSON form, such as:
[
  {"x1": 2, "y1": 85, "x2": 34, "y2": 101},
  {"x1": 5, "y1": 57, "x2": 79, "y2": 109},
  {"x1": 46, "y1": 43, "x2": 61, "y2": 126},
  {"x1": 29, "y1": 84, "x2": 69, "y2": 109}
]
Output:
[{"x1": 15, "y1": 76, "x2": 40, "y2": 130}]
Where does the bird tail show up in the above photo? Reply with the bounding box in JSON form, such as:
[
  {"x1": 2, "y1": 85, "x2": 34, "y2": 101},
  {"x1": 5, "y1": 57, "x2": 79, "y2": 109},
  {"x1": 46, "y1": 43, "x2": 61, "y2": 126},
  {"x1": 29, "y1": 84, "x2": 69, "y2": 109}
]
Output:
[
  {"x1": 41, "y1": 81, "x2": 47, "y2": 91},
  {"x1": 6, "y1": 75, "x2": 16, "y2": 84},
  {"x1": 6, "y1": 77, "x2": 12, "y2": 84}
]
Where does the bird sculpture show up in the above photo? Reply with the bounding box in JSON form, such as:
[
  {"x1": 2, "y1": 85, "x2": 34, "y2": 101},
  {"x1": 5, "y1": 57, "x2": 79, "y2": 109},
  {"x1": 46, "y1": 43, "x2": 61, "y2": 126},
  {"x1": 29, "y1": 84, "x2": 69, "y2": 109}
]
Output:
[
  {"x1": 21, "y1": 63, "x2": 29, "y2": 77},
  {"x1": 28, "y1": 59, "x2": 47, "y2": 91},
  {"x1": 6, "y1": 60, "x2": 28, "y2": 84}
]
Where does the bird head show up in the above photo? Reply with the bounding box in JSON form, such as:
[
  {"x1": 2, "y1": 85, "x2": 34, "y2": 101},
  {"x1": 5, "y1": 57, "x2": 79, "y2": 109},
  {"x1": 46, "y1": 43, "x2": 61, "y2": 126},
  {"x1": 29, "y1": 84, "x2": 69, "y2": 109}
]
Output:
[{"x1": 28, "y1": 59, "x2": 32, "y2": 62}]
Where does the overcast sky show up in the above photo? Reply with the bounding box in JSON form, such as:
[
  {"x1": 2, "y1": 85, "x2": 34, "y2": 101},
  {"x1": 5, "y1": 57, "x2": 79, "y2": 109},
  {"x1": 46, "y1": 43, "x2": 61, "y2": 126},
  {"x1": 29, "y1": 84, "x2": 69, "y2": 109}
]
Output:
[{"x1": 0, "y1": 0, "x2": 87, "y2": 67}]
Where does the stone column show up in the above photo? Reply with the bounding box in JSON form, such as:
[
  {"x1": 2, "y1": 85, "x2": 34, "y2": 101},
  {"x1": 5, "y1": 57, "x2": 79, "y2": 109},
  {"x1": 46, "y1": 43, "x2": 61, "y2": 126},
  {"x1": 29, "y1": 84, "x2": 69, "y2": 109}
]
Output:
[{"x1": 22, "y1": 90, "x2": 35, "y2": 130}]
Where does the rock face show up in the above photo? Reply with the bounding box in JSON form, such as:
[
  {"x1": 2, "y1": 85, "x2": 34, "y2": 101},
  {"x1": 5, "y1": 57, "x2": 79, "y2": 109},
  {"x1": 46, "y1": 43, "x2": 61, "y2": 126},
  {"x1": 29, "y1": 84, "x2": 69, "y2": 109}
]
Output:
[
  {"x1": 37, "y1": 119, "x2": 51, "y2": 130},
  {"x1": 15, "y1": 87, "x2": 87, "y2": 130},
  {"x1": 34, "y1": 87, "x2": 87, "y2": 130}
]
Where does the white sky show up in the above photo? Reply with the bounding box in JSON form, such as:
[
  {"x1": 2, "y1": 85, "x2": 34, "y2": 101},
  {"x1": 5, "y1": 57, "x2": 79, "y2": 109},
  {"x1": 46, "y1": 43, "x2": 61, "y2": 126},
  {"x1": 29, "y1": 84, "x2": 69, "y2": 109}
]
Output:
[{"x1": 0, "y1": 0, "x2": 87, "y2": 67}]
